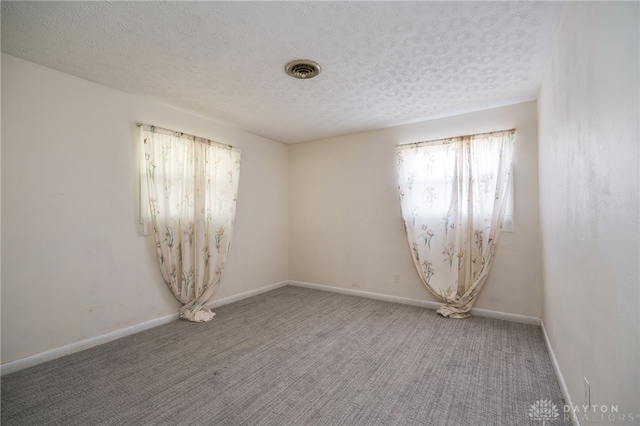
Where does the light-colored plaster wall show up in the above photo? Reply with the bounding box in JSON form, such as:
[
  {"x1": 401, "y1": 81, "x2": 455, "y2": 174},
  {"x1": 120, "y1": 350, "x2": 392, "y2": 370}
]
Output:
[
  {"x1": 289, "y1": 101, "x2": 542, "y2": 317},
  {"x1": 538, "y1": 1, "x2": 639, "y2": 419},
  {"x1": 1, "y1": 54, "x2": 289, "y2": 364}
]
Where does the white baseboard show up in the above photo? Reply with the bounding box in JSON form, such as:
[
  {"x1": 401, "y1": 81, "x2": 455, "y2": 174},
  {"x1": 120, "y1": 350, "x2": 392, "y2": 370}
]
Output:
[
  {"x1": 287, "y1": 280, "x2": 541, "y2": 325},
  {"x1": 1, "y1": 281, "x2": 289, "y2": 377},
  {"x1": 541, "y1": 320, "x2": 579, "y2": 426},
  {"x1": 289, "y1": 280, "x2": 443, "y2": 310},
  {"x1": 471, "y1": 306, "x2": 541, "y2": 325},
  {"x1": 0, "y1": 312, "x2": 179, "y2": 377},
  {"x1": 206, "y1": 280, "x2": 288, "y2": 309}
]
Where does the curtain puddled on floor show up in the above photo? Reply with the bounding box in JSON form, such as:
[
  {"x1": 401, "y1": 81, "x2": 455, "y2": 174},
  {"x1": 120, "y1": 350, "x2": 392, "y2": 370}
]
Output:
[
  {"x1": 140, "y1": 124, "x2": 241, "y2": 322},
  {"x1": 396, "y1": 129, "x2": 515, "y2": 318}
]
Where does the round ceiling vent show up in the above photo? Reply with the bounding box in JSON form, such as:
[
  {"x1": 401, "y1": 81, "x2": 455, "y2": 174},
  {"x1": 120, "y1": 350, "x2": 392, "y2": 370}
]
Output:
[{"x1": 285, "y1": 60, "x2": 322, "y2": 79}]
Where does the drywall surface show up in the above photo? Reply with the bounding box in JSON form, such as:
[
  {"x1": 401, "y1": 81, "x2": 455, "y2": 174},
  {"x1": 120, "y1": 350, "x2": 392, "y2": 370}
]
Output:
[
  {"x1": 1, "y1": 54, "x2": 289, "y2": 363},
  {"x1": 289, "y1": 101, "x2": 542, "y2": 317},
  {"x1": 538, "y1": 1, "x2": 639, "y2": 420}
]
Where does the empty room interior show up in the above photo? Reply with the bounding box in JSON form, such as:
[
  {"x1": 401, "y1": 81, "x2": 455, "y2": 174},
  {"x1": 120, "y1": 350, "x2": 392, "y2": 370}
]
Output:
[{"x1": 1, "y1": 1, "x2": 638, "y2": 425}]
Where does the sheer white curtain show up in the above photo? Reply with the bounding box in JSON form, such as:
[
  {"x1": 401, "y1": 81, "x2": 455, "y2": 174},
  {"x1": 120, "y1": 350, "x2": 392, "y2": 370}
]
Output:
[
  {"x1": 140, "y1": 124, "x2": 241, "y2": 322},
  {"x1": 396, "y1": 130, "x2": 515, "y2": 318}
]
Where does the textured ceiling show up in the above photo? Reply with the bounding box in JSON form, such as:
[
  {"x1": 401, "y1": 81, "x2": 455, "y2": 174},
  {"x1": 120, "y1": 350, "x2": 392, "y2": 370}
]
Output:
[{"x1": 1, "y1": 1, "x2": 564, "y2": 144}]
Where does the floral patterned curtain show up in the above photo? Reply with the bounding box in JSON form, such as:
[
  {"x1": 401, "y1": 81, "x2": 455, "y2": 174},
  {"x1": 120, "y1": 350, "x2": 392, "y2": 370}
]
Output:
[
  {"x1": 140, "y1": 125, "x2": 241, "y2": 322},
  {"x1": 396, "y1": 129, "x2": 515, "y2": 318}
]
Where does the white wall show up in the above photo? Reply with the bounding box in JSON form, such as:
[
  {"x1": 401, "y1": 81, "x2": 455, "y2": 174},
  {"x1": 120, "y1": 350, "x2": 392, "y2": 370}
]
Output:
[
  {"x1": 1, "y1": 54, "x2": 289, "y2": 364},
  {"x1": 538, "y1": 1, "x2": 639, "y2": 420},
  {"x1": 289, "y1": 101, "x2": 542, "y2": 318}
]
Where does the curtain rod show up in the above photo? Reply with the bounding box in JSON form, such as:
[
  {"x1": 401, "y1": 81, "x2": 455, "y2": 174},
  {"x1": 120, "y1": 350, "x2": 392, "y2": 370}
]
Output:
[
  {"x1": 137, "y1": 122, "x2": 239, "y2": 151},
  {"x1": 398, "y1": 128, "x2": 516, "y2": 149}
]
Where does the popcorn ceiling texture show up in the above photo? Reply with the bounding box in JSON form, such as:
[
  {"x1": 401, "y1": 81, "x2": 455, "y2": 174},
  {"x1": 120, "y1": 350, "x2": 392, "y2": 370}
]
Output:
[{"x1": 1, "y1": 1, "x2": 563, "y2": 143}]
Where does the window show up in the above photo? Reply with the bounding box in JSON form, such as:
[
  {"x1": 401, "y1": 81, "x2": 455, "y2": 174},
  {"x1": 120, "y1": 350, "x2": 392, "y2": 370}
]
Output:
[{"x1": 397, "y1": 130, "x2": 516, "y2": 237}]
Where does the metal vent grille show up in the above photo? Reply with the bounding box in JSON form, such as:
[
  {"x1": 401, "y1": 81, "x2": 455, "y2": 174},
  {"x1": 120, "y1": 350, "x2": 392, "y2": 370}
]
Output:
[{"x1": 285, "y1": 60, "x2": 321, "y2": 79}]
